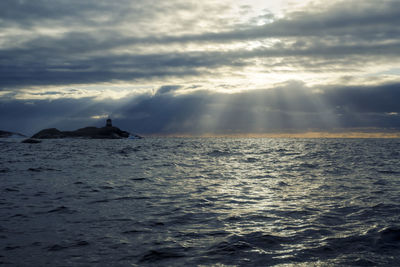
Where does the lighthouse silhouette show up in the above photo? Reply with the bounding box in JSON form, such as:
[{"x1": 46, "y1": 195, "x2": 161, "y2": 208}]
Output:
[{"x1": 106, "y1": 118, "x2": 112, "y2": 127}]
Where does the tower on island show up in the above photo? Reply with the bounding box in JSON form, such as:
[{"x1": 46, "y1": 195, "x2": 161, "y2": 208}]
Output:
[{"x1": 106, "y1": 118, "x2": 112, "y2": 127}]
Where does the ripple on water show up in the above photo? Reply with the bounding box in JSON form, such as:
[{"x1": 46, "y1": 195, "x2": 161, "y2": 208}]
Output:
[
  {"x1": 139, "y1": 247, "x2": 187, "y2": 263},
  {"x1": 47, "y1": 240, "x2": 89, "y2": 251},
  {"x1": 0, "y1": 138, "x2": 399, "y2": 266}
]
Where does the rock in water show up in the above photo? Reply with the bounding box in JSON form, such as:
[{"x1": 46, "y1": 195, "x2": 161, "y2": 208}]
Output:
[
  {"x1": 22, "y1": 138, "x2": 42, "y2": 144},
  {"x1": 31, "y1": 128, "x2": 65, "y2": 139},
  {"x1": 0, "y1": 130, "x2": 26, "y2": 138},
  {"x1": 30, "y1": 119, "x2": 141, "y2": 139},
  {"x1": 31, "y1": 127, "x2": 131, "y2": 139}
]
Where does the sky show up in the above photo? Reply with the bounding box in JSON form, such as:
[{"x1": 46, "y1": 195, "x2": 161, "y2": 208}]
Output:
[{"x1": 1, "y1": 0, "x2": 400, "y2": 136}]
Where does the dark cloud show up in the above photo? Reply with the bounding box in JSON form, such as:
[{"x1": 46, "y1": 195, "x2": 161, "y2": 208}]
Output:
[
  {"x1": 2, "y1": 82, "x2": 399, "y2": 135},
  {"x1": 157, "y1": 85, "x2": 181, "y2": 95},
  {"x1": 323, "y1": 83, "x2": 400, "y2": 113},
  {"x1": 1, "y1": 40, "x2": 398, "y2": 88},
  {"x1": 0, "y1": 0, "x2": 152, "y2": 28},
  {"x1": 0, "y1": 0, "x2": 399, "y2": 88},
  {"x1": 0, "y1": 50, "x2": 231, "y2": 88}
]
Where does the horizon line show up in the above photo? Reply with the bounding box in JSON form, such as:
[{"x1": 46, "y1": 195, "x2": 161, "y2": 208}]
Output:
[{"x1": 143, "y1": 131, "x2": 400, "y2": 139}]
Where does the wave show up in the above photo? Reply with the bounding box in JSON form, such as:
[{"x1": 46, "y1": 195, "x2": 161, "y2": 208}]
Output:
[
  {"x1": 47, "y1": 240, "x2": 89, "y2": 252},
  {"x1": 206, "y1": 149, "x2": 232, "y2": 157},
  {"x1": 139, "y1": 246, "x2": 187, "y2": 263},
  {"x1": 47, "y1": 206, "x2": 77, "y2": 214},
  {"x1": 1, "y1": 138, "x2": 400, "y2": 266}
]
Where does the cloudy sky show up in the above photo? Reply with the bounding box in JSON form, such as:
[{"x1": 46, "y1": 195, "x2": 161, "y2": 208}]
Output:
[{"x1": 1, "y1": 0, "x2": 399, "y2": 136}]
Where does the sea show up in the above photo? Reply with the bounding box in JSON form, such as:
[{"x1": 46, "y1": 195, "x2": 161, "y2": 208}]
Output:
[{"x1": 1, "y1": 137, "x2": 400, "y2": 266}]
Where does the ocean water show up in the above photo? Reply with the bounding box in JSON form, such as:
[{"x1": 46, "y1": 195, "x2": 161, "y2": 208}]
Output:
[{"x1": 1, "y1": 137, "x2": 400, "y2": 266}]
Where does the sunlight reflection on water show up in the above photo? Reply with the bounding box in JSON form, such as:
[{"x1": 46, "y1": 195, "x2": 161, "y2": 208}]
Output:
[{"x1": 1, "y1": 137, "x2": 400, "y2": 266}]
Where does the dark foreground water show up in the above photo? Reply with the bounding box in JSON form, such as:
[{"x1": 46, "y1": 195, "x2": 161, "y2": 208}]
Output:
[{"x1": 1, "y1": 138, "x2": 400, "y2": 266}]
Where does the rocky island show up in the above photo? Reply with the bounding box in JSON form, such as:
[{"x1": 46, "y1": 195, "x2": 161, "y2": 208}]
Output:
[
  {"x1": 0, "y1": 130, "x2": 26, "y2": 138},
  {"x1": 30, "y1": 119, "x2": 142, "y2": 139}
]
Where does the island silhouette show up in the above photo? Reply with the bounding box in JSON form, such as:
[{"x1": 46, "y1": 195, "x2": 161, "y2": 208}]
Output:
[{"x1": 30, "y1": 118, "x2": 141, "y2": 139}]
